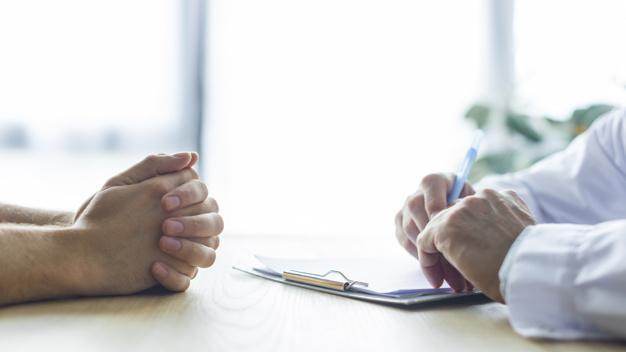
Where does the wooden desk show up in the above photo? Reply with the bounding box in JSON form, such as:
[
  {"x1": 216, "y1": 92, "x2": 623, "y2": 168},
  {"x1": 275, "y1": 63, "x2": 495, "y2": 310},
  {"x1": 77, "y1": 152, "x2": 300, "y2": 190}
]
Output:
[{"x1": 0, "y1": 236, "x2": 623, "y2": 352}]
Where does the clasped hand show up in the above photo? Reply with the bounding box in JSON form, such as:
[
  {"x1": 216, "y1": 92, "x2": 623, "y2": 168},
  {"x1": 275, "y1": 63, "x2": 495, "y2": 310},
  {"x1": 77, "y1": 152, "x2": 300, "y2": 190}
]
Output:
[
  {"x1": 395, "y1": 173, "x2": 535, "y2": 302},
  {"x1": 72, "y1": 152, "x2": 223, "y2": 296}
]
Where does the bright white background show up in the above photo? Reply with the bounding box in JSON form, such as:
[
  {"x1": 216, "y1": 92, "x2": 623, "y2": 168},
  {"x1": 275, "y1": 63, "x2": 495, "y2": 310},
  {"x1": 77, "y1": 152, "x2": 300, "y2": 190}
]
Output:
[
  {"x1": 204, "y1": 0, "x2": 485, "y2": 237},
  {"x1": 514, "y1": 0, "x2": 626, "y2": 118},
  {"x1": 1, "y1": 1, "x2": 624, "y2": 239},
  {"x1": 0, "y1": 0, "x2": 182, "y2": 210}
]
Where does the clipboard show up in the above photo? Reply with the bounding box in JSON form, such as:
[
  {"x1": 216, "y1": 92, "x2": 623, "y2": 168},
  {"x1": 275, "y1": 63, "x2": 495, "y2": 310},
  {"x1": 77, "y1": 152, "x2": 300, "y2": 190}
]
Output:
[{"x1": 233, "y1": 263, "x2": 486, "y2": 307}]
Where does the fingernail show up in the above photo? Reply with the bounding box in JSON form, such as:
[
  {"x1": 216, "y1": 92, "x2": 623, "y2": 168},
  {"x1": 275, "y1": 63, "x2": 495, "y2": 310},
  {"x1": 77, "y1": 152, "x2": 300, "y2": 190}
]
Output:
[
  {"x1": 161, "y1": 236, "x2": 182, "y2": 251},
  {"x1": 173, "y1": 152, "x2": 190, "y2": 159},
  {"x1": 163, "y1": 196, "x2": 181, "y2": 211},
  {"x1": 153, "y1": 263, "x2": 168, "y2": 277},
  {"x1": 164, "y1": 219, "x2": 184, "y2": 235}
]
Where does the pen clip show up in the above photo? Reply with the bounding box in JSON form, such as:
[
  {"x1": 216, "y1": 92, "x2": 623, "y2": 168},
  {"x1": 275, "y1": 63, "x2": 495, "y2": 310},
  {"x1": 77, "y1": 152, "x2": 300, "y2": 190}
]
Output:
[{"x1": 282, "y1": 269, "x2": 369, "y2": 291}]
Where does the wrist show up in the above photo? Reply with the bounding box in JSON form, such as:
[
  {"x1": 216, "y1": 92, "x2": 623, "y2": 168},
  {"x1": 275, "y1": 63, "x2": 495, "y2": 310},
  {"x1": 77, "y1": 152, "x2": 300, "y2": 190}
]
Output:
[
  {"x1": 498, "y1": 225, "x2": 534, "y2": 303},
  {"x1": 0, "y1": 224, "x2": 94, "y2": 305},
  {"x1": 42, "y1": 226, "x2": 94, "y2": 297},
  {"x1": 65, "y1": 223, "x2": 109, "y2": 296}
]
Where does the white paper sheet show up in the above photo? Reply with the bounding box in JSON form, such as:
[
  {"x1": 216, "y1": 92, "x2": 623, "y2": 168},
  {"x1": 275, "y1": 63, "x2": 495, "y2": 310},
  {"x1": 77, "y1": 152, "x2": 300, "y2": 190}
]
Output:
[{"x1": 255, "y1": 255, "x2": 451, "y2": 297}]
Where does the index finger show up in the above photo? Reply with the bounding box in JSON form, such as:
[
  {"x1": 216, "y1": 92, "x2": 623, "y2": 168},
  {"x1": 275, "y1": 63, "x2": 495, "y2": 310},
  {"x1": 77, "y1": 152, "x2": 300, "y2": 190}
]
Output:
[{"x1": 420, "y1": 173, "x2": 452, "y2": 219}]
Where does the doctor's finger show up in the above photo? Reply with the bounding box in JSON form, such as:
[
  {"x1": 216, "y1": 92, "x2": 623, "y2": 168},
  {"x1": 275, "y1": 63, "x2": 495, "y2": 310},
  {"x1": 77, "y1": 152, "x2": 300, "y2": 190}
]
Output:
[
  {"x1": 416, "y1": 227, "x2": 445, "y2": 287},
  {"x1": 460, "y1": 182, "x2": 476, "y2": 198},
  {"x1": 396, "y1": 211, "x2": 418, "y2": 258},
  {"x1": 402, "y1": 206, "x2": 420, "y2": 245},
  {"x1": 418, "y1": 252, "x2": 445, "y2": 288},
  {"x1": 406, "y1": 194, "x2": 429, "y2": 232},
  {"x1": 420, "y1": 173, "x2": 452, "y2": 219},
  {"x1": 441, "y1": 257, "x2": 467, "y2": 292}
]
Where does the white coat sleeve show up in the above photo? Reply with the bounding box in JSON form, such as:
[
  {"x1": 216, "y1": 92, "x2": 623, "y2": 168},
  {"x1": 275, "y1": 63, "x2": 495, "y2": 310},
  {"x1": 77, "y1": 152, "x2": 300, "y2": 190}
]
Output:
[
  {"x1": 499, "y1": 221, "x2": 626, "y2": 340},
  {"x1": 473, "y1": 109, "x2": 626, "y2": 339},
  {"x1": 476, "y1": 109, "x2": 626, "y2": 225}
]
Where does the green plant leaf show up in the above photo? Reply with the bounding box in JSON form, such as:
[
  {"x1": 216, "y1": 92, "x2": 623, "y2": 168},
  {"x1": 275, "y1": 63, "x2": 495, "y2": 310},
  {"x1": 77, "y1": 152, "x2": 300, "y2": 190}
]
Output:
[
  {"x1": 505, "y1": 113, "x2": 543, "y2": 143},
  {"x1": 464, "y1": 103, "x2": 491, "y2": 129},
  {"x1": 469, "y1": 152, "x2": 517, "y2": 182}
]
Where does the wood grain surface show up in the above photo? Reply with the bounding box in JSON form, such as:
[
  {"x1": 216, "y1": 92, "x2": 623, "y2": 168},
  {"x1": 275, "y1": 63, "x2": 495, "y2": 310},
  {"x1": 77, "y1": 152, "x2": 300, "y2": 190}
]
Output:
[{"x1": 0, "y1": 235, "x2": 623, "y2": 352}]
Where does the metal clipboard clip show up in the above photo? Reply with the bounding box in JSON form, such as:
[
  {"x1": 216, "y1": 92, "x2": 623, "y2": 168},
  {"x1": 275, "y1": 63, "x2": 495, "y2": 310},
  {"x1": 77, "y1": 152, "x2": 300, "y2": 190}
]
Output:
[{"x1": 282, "y1": 269, "x2": 369, "y2": 292}]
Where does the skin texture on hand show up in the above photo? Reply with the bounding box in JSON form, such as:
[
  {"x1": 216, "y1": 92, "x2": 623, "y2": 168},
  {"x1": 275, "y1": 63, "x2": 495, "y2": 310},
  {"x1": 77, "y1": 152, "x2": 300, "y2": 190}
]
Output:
[
  {"x1": 395, "y1": 173, "x2": 536, "y2": 301},
  {"x1": 0, "y1": 153, "x2": 223, "y2": 306},
  {"x1": 417, "y1": 189, "x2": 536, "y2": 302},
  {"x1": 73, "y1": 168, "x2": 207, "y2": 296},
  {"x1": 0, "y1": 203, "x2": 74, "y2": 226},
  {"x1": 395, "y1": 173, "x2": 475, "y2": 291},
  {"x1": 0, "y1": 224, "x2": 91, "y2": 306},
  {"x1": 75, "y1": 152, "x2": 223, "y2": 292}
]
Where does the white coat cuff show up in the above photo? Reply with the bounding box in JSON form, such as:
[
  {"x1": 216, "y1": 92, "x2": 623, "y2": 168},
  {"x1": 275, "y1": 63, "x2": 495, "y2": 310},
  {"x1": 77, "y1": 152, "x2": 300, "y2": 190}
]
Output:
[{"x1": 498, "y1": 224, "x2": 606, "y2": 339}]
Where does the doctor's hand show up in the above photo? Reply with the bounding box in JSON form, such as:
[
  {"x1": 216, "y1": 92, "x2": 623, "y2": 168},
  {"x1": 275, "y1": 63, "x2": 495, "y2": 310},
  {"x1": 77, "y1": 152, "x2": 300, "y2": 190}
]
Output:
[
  {"x1": 394, "y1": 173, "x2": 475, "y2": 291},
  {"x1": 417, "y1": 189, "x2": 536, "y2": 303}
]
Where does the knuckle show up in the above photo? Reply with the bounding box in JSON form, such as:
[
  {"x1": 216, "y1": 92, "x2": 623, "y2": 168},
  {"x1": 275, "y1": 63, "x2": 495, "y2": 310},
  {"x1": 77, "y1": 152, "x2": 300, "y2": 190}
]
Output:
[
  {"x1": 103, "y1": 176, "x2": 119, "y2": 187},
  {"x1": 176, "y1": 186, "x2": 193, "y2": 201},
  {"x1": 205, "y1": 198, "x2": 219, "y2": 213},
  {"x1": 144, "y1": 154, "x2": 160, "y2": 165},
  {"x1": 186, "y1": 216, "x2": 200, "y2": 232},
  {"x1": 197, "y1": 181, "x2": 209, "y2": 198},
  {"x1": 480, "y1": 188, "x2": 498, "y2": 198},
  {"x1": 446, "y1": 208, "x2": 464, "y2": 224},
  {"x1": 463, "y1": 195, "x2": 486, "y2": 209},
  {"x1": 406, "y1": 194, "x2": 425, "y2": 212},
  {"x1": 187, "y1": 168, "x2": 200, "y2": 180},
  {"x1": 416, "y1": 233, "x2": 426, "y2": 250},
  {"x1": 402, "y1": 219, "x2": 414, "y2": 236},
  {"x1": 433, "y1": 231, "x2": 451, "y2": 252},
  {"x1": 504, "y1": 189, "x2": 519, "y2": 198},
  {"x1": 151, "y1": 181, "x2": 169, "y2": 195},
  {"x1": 417, "y1": 231, "x2": 435, "y2": 252},
  {"x1": 420, "y1": 173, "x2": 444, "y2": 188}
]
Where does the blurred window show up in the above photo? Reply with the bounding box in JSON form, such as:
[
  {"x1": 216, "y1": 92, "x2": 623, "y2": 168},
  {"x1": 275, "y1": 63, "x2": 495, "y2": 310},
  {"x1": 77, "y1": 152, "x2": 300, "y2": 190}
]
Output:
[
  {"x1": 515, "y1": 0, "x2": 626, "y2": 117},
  {"x1": 205, "y1": 0, "x2": 487, "y2": 237},
  {"x1": 0, "y1": 0, "x2": 184, "y2": 210}
]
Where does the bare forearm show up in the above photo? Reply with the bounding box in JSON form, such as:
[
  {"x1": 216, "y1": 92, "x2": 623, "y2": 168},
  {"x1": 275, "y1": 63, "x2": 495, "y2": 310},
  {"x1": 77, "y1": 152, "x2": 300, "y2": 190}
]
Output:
[
  {"x1": 0, "y1": 203, "x2": 74, "y2": 226},
  {"x1": 0, "y1": 224, "x2": 88, "y2": 306}
]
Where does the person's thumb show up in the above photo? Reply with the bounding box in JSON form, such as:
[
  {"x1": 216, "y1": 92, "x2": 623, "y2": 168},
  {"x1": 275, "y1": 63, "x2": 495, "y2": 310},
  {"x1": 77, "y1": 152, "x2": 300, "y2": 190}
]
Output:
[{"x1": 104, "y1": 152, "x2": 198, "y2": 188}]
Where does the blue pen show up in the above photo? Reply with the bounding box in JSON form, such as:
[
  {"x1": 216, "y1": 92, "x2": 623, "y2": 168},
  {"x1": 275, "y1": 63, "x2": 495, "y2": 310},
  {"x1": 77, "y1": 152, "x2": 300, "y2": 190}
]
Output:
[{"x1": 446, "y1": 131, "x2": 484, "y2": 204}]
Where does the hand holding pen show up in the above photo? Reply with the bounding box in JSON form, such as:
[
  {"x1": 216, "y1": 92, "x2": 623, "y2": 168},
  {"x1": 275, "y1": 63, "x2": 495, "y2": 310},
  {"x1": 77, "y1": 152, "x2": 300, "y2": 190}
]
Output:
[{"x1": 394, "y1": 131, "x2": 483, "y2": 292}]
